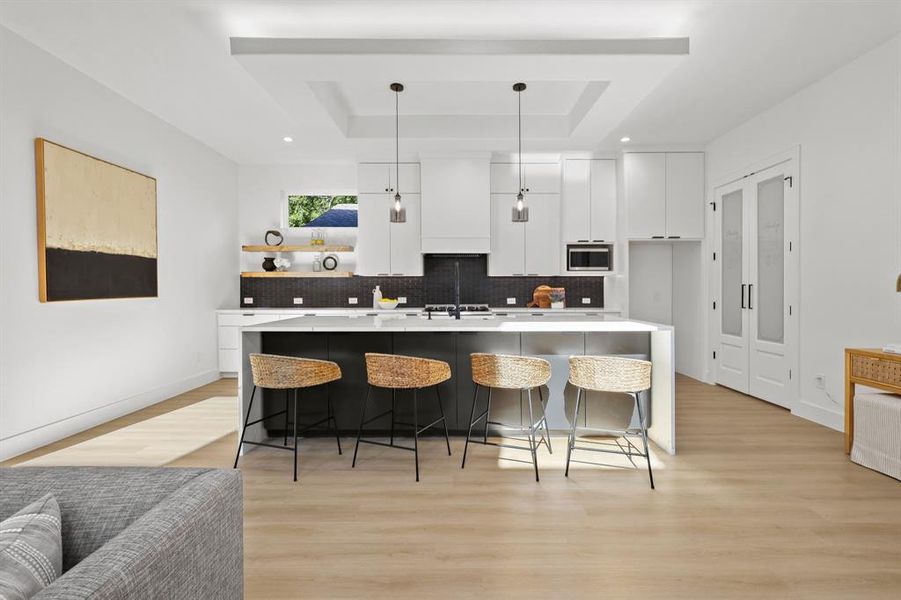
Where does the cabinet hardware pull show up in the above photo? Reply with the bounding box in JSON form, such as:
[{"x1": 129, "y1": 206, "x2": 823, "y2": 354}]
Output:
[
  {"x1": 592, "y1": 239, "x2": 605, "y2": 242},
  {"x1": 651, "y1": 235, "x2": 665, "y2": 239},
  {"x1": 577, "y1": 239, "x2": 589, "y2": 243},
  {"x1": 667, "y1": 236, "x2": 681, "y2": 239},
  {"x1": 748, "y1": 284, "x2": 754, "y2": 310},
  {"x1": 741, "y1": 284, "x2": 746, "y2": 309},
  {"x1": 384, "y1": 188, "x2": 389, "y2": 192}
]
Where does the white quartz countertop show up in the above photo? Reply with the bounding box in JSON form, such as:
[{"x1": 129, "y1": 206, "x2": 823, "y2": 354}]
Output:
[
  {"x1": 242, "y1": 313, "x2": 667, "y2": 333},
  {"x1": 218, "y1": 307, "x2": 621, "y2": 315}
]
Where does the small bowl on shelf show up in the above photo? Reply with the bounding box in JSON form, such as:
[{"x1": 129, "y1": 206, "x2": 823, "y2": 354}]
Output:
[{"x1": 377, "y1": 298, "x2": 399, "y2": 310}]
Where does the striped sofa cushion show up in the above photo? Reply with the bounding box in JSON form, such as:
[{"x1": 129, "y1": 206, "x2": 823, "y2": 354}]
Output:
[{"x1": 0, "y1": 494, "x2": 62, "y2": 600}]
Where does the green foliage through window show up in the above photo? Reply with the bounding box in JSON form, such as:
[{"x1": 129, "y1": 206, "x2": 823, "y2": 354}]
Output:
[{"x1": 287, "y1": 195, "x2": 358, "y2": 227}]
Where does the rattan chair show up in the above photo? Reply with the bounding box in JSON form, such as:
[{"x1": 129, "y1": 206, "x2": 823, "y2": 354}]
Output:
[
  {"x1": 233, "y1": 353, "x2": 343, "y2": 482},
  {"x1": 565, "y1": 355, "x2": 654, "y2": 489},
  {"x1": 352, "y1": 353, "x2": 453, "y2": 481},
  {"x1": 461, "y1": 353, "x2": 552, "y2": 481}
]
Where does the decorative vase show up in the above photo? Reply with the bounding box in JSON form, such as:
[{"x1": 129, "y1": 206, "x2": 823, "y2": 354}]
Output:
[
  {"x1": 265, "y1": 230, "x2": 283, "y2": 246},
  {"x1": 262, "y1": 257, "x2": 277, "y2": 272}
]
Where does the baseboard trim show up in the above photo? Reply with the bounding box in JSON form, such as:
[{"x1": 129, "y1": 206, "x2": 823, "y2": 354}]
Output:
[
  {"x1": 792, "y1": 399, "x2": 843, "y2": 432},
  {"x1": 0, "y1": 369, "x2": 221, "y2": 461}
]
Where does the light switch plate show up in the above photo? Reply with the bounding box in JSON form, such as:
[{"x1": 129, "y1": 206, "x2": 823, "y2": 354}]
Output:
[
  {"x1": 581, "y1": 297, "x2": 591, "y2": 304},
  {"x1": 348, "y1": 297, "x2": 358, "y2": 305},
  {"x1": 507, "y1": 297, "x2": 516, "y2": 305},
  {"x1": 243, "y1": 297, "x2": 254, "y2": 305},
  {"x1": 398, "y1": 296, "x2": 407, "y2": 304}
]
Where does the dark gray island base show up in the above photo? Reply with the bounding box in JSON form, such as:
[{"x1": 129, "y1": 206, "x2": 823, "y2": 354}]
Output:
[{"x1": 239, "y1": 314, "x2": 675, "y2": 454}]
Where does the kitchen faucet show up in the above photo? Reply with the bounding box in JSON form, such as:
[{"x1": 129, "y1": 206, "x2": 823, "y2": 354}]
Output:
[{"x1": 450, "y1": 259, "x2": 462, "y2": 320}]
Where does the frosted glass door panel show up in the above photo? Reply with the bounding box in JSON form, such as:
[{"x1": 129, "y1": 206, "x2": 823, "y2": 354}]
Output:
[
  {"x1": 721, "y1": 189, "x2": 744, "y2": 337},
  {"x1": 756, "y1": 176, "x2": 784, "y2": 344}
]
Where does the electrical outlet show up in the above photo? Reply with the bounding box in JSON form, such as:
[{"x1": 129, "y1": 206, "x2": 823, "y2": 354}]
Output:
[
  {"x1": 348, "y1": 297, "x2": 358, "y2": 305},
  {"x1": 293, "y1": 297, "x2": 303, "y2": 305},
  {"x1": 243, "y1": 297, "x2": 254, "y2": 305},
  {"x1": 581, "y1": 297, "x2": 591, "y2": 304},
  {"x1": 398, "y1": 296, "x2": 407, "y2": 304},
  {"x1": 814, "y1": 374, "x2": 825, "y2": 389},
  {"x1": 507, "y1": 297, "x2": 516, "y2": 305}
]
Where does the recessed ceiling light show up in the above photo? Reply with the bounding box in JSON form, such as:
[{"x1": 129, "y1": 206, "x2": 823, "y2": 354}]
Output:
[
  {"x1": 620, "y1": 136, "x2": 631, "y2": 143},
  {"x1": 283, "y1": 136, "x2": 293, "y2": 143}
]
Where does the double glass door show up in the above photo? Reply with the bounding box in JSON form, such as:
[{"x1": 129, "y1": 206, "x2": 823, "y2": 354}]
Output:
[{"x1": 714, "y1": 160, "x2": 797, "y2": 408}]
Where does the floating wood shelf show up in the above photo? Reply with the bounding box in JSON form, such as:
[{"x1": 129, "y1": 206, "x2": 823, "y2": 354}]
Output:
[
  {"x1": 241, "y1": 271, "x2": 353, "y2": 278},
  {"x1": 241, "y1": 245, "x2": 354, "y2": 253}
]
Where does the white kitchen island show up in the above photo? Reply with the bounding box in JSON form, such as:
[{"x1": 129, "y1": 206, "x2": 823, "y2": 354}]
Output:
[{"x1": 239, "y1": 313, "x2": 676, "y2": 455}]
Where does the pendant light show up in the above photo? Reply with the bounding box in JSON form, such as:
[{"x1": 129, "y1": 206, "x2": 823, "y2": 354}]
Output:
[
  {"x1": 512, "y1": 82, "x2": 529, "y2": 222},
  {"x1": 389, "y1": 82, "x2": 406, "y2": 223}
]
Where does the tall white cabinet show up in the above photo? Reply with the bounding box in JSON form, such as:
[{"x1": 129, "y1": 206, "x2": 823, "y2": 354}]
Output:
[
  {"x1": 487, "y1": 162, "x2": 561, "y2": 276},
  {"x1": 562, "y1": 158, "x2": 617, "y2": 243},
  {"x1": 356, "y1": 163, "x2": 423, "y2": 276},
  {"x1": 625, "y1": 152, "x2": 705, "y2": 239}
]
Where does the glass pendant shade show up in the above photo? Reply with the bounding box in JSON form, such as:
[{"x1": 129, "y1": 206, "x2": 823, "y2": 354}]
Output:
[
  {"x1": 512, "y1": 192, "x2": 529, "y2": 222},
  {"x1": 390, "y1": 192, "x2": 406, "y2": 223}
]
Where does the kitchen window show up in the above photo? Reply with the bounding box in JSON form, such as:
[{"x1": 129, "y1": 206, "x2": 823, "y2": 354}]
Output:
[{"x1": 287, "y1": 195, "x2": 358, "y2": 228}]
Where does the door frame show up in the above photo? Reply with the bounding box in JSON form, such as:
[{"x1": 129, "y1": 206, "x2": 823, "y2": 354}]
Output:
[{"x1": 704, "y1": 146, "x2": 800, "y2": 409}]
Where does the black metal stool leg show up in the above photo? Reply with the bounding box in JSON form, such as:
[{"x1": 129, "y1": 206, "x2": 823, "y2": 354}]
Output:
[
  {"x1": 352, "y1": 385, "x2": 372, "y2": 468},
  {"x1": 283, "y1": 389, "x2": 289, "y2": 446},
  {"x1": 537, "y1": 386, "x2": 552, "y2": 454},
  {"x1": 634, "y1": 391, "x2": 655, "y2": 490},
  {"x1": 565, "y1": 388, "x2": 582, "y2": 477},
  {"x1": 293, "y1": 389, "x2": 299, "y2": 482},
  {"x1": 327, "y1": 385, "x2": 342, "y2": 455},
  {"x1": 483, "y1": 387, "x2": 492, "y2": 444},
  {"x1": 461, "y1": 384, "x2": 479, "y2": 468},
  {"x1": 436, "y1": 386, "x2": 452, "y2": 456},
  {"x1": 390, "y1": 390, "x2": 396, "y2": 446},
  {"x1": 233, "y1": 385, "x2": 256, "y2": 468},
  {"x1": 527, "y1": 388, "x2": 539, "y2": 482},
  {"x1": 413, "y1": 389, "x2": 420, "y2": 482}
]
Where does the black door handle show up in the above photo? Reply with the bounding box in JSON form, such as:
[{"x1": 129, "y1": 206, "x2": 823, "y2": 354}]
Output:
[
  {"x1": 741, "y1": 284, "x2": 746, "y2": 309},
  {"x1": 748, "y1": 284, "x2": 754, "y2": 310}
]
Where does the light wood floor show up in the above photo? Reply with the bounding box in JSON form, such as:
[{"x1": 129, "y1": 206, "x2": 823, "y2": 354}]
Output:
[{"x1": 6, "y1": 376, "x2": 901, "y2": 599}]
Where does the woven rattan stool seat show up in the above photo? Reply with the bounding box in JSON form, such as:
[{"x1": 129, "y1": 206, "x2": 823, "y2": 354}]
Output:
[
  {"x1": 471, "y1": 353, "x2": 551, "y2": 389},
  {"x1": 365, "y1": 353, "x2": 451, "y2": 389},
  {"x1": 250, "y1": 354, "x2": 342, "y2": 389},
  {"x1": 568, "y1": 355, "x2": 651, "y2": 393}
]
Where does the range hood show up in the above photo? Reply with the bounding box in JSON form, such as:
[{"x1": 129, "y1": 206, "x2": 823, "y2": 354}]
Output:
[{"x1": 420, "y1": 153, "x2": 491, "y2": 253}]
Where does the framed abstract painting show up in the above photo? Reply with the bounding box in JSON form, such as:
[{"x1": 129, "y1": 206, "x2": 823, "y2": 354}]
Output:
[{"x1": 35, "y1": 138, "x2": 158, "y2": 301}]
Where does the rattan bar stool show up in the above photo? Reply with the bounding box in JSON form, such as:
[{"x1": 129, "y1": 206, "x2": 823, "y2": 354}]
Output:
[
  {"x1": 233, "y1": 353, "x2": 343, "y2": 482},
  {"x1": 461, "y1": 353, "x2": 552, "y2": 482},
  {"x1": 565, "y1": 356, "x2": 654, "y2": 489},
  {"x1": 352, "y1": 353, "x2": 452, "y2": 481}
]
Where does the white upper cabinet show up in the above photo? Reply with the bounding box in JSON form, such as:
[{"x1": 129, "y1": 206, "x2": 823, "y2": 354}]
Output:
[
  {"x1": 488, "y1": 194, "x2": 526, "y2": 276},
  {"x1": 489, "y1": 163, "x2": 560, "y2": 194},
  {"x1": 356, "y1": 193, "x2": 391, "y2": 275},
  {"x1": 562, "y1": 159, "x2": 590, "y2": 242},
  {"x1": 562, "y1": 159, "x2": 617, "y2": 243},
  {"x1": 389, "y1": 193, "x2": 423, "y2": 276},
  {"x1": 358, "y1": 162, "x2": 420, "y2": 194},
  {"x1": 664, "y1": 153, "x2": 705, "y2": 239},
  {"x1": 625, "y1": 153, "x2": 667, "y2": 239},
  {"x1": 589, "y1": 160, "x2": 617, "y2": 242},
  {"x1": 625, "y1": 152, "x2": 704, "y2": 239},
  {"x1": 524, "y1": 194, "x2": 560, "y2": 275}
]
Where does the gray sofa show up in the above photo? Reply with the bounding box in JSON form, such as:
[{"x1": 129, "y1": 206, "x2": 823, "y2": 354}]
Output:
[{"x1": 0, "y1": 467, "x2": 243, "y2": 599}]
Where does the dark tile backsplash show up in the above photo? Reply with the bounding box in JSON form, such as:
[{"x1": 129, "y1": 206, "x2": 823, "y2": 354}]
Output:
[{"x1": 240, "y1": 255, "x2": 604, "y2": 308}]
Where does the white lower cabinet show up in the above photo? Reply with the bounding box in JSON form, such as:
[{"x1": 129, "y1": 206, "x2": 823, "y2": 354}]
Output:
[{"x1": 488, "y1": 193, "x2": 560, "y2": 276}]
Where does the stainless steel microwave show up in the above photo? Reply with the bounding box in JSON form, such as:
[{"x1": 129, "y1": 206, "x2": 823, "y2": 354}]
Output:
[{"x1": 566, "y1": 243, "x2": 613, "y2": 272}]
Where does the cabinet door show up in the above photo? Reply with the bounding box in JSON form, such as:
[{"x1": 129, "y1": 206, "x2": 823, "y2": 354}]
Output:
[
  {"x1": 625, "y1": 153, "x2": 666, "y2": 238},
  {"x1": 562, "y1": 159, "x2": 591, "y2": 242},
  {"x1": 524, "y1": 163, "x2": 561, "y2": 193},
  {"x1": 490, "y1": 163, "x2": 520, "y2": 193},
  {"x1": 665, "y1": 152, "x2": 705, "y2": 238},
  {"x1": 390, "y1": 163, "x2": 421, "y2": 194},
  {"x1": 488, "y1": 194, "x2": 525, "y2": 276},
  {"x1": 524, "y1": 194, "x2": 560, "y2": 275},
  {"x1": 390, "y1": 193, "x2": 423, "y2": 275},
  {"x1": 589, "y1": 159, "x2": 617, "y2": 242},
  {"x1": 357, "y1": 163, "x2": 391, "y2": 193},
  {"x1": 355, "y1": 193, "x2": 391, "y2": 275}
]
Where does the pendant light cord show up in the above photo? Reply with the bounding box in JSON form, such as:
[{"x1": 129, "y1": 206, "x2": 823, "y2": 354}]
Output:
[
  {"x1": 395, "y1": 87, "x2": 399, "y2": 196},
  {"x1": 518, "y1": 88, "x2": 522, "y2": 195}
]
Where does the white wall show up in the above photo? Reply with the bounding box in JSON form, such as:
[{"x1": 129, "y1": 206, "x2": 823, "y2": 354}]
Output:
[
  {"x1": 237, "y1": 164, "x2": 356, "y2": 273},
  {"x1": 0, "y1": 27, "x2": 238, "y2": 460},
  {"x1": 705, "y1": 35, "x2": 901, "y2": 430}
]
